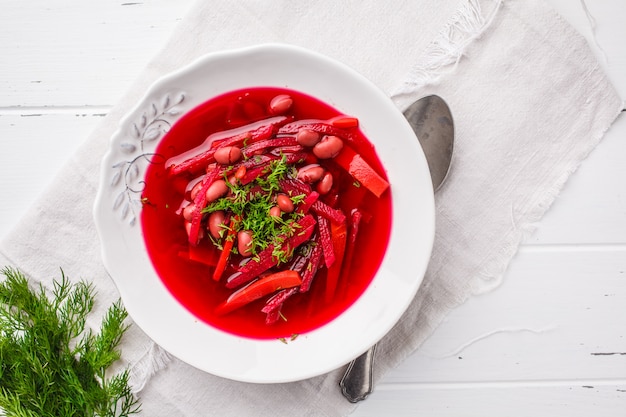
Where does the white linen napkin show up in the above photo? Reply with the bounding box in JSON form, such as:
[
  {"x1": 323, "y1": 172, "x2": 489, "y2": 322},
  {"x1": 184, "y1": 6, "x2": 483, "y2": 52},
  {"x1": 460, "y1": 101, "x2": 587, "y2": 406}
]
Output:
[{"x1": 0, "y1": 0, "x2": 622, "y2": 416}]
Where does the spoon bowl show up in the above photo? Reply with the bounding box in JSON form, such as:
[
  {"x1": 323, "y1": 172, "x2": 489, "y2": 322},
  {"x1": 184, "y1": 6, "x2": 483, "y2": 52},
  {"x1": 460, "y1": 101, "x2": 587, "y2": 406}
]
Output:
[{"x1": 403, "y1": 95, "x2": 454, "y2": 191}]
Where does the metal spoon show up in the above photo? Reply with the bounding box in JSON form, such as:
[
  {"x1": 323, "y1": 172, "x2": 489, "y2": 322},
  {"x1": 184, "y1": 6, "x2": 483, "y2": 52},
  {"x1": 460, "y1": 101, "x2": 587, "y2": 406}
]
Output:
[{"x1": 339, "y1": 94, "x2": 454, "y2": 402}]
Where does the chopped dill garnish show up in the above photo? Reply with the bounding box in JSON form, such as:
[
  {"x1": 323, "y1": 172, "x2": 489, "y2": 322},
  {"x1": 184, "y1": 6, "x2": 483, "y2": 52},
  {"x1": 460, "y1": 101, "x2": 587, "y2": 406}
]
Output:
[
  {"x1": 290, "y1": 194, "x2": 306, "y2": 205},
  {"x1": 272, "y1": 242, "x2": 293, "y2": 265},
  {"x1": 256, "y1": 154, "x2": 292, "y2": 193},
  {"x1": 201, "y1": 154, "x2": 307, "y2": 257}
]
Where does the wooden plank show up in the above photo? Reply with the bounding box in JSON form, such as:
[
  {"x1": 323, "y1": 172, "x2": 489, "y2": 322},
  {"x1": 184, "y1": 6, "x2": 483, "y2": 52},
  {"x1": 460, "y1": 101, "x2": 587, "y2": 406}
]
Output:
[
  {"x1": 352, "y1": 383, "x2": 626, "y2": 417},
  {"x1": 0, "y1": 114, "x2": 104, "y2": 238},
  {"x1": 384, "y1": 249, "x2": 626, "y2": 383},
  {"x1": 0, "y1": 0, "x2": 194, "y2": 107},
  {"x1": 352, "y1": 248, "x2": 626, "y2": 415}
]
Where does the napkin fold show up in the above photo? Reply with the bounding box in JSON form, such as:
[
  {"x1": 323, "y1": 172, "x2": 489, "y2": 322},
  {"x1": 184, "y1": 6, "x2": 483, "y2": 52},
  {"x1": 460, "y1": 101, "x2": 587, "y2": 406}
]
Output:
[{"x1": 1, "y1": 0, "x2": 622, "y2": 416}]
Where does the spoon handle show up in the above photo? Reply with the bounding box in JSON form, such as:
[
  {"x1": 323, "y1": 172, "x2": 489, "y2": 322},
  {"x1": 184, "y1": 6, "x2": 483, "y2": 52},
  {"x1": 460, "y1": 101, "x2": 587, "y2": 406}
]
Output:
[{"x1": 339, "y1": 344, "x2": 376, "y2": 403}]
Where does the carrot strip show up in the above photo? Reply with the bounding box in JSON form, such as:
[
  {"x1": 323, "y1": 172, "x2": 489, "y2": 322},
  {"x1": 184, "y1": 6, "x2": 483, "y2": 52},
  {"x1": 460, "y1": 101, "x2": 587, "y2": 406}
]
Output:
[
  {"x1": 329, "y1": 115, "x2": 359, "y2": 129},
  {"x1": 334, "y1": 145, "x2": 389, "y2": 198},
  {"x1": 212, "y1": 217, "x2": 238, "y2": 281},
  {"x1": 325, "y1": 220, "x2": 347, "y2": 303},
  {"x1": 215, "y1": 270, "x2": 302, "y2": 316},
  {"x1": 212, "y1": 238, "x2": 234, "y2": 282}
]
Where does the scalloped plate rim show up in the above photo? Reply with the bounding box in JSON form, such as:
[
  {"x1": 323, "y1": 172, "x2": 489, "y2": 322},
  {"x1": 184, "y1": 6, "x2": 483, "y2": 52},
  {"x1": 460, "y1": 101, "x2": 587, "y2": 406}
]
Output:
[{"x1": 93, "y1": 43, "x2": 435, "y2": 383}]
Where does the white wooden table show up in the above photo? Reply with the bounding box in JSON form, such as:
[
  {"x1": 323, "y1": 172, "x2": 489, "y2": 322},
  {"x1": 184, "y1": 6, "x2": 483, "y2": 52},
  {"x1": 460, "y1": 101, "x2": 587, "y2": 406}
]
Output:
[{"x1": 1, "y1": 1, "x2": 624, "y2": 415}]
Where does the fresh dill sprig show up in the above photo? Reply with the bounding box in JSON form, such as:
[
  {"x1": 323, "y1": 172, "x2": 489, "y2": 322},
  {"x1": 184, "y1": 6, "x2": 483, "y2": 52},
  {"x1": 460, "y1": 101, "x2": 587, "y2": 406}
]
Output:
[{"x1": 0, "y1": 267, "x2": 140, "y2": 417}]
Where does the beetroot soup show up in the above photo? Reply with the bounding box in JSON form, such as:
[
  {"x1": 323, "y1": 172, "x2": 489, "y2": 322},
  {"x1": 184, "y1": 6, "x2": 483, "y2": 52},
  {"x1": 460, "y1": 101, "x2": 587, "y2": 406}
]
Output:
[{"x1": 141, "y1": 87, "x2": 392, "y2": 339}]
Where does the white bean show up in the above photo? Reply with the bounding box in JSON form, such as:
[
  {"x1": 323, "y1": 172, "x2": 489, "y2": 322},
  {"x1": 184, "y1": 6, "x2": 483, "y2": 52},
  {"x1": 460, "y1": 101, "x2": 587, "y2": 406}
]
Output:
[
  {"x1": 237, "y1": 230, "x2": 254, "y2": 257},
  {"x1": 296, "y1": 128, "x2": 321, "y2": 147},
  {"x1": 208, "y1": 211, "x2": 225, "y2": 239},
  {"x1": 269, "y1": 94, "x2": 293, "y2": 114},
  {"x1": 205, "y1": 179, "x2": 229, "y2": 202},
  {"x1": 316, "y1": 172, "x2": 334, "y2": 195},
  {"x1": 214, "y1": 146, "x2": 242, "y2": 165},
  {"x1": 313, "y1": 135, "x2": 343, "y2": 159},
  {"x1": 297, "y1": 164, "x2": 325, "y2": 183},
  {"x1": 276, "y1": 194, "x2": 294, "y2": 213}
]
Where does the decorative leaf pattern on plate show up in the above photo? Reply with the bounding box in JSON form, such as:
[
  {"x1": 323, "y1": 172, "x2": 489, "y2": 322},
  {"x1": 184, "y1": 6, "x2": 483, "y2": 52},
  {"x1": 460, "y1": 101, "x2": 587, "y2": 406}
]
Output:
[{"x1": 109, "y1": 92, "x2": 186, "y2": 226}]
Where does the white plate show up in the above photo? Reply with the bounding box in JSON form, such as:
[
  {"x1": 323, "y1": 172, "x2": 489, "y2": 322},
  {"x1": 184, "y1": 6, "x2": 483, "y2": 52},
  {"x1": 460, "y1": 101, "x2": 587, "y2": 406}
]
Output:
[{"x1": 94, "y1": 43, "x2": 435, "y2": 383}]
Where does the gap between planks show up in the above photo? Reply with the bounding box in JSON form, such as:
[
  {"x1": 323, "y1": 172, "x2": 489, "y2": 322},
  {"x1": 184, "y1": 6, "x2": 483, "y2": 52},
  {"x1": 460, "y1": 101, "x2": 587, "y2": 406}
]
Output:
[
  {"x1": 519, "y1": 243, "x2": 626, "y2": 253},
  {"x1": 0, "y1": 106, "x2": 111, "y2": 117},
  {"x1": 375, "y1": 378, "x2": 626, "y2": 391}
]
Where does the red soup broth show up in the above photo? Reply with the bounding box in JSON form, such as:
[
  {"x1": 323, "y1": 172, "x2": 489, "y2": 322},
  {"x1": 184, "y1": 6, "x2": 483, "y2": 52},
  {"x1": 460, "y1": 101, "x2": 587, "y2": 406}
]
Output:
[{"x1": 141, "y1": 87, "x2": 392, "y2": 339}]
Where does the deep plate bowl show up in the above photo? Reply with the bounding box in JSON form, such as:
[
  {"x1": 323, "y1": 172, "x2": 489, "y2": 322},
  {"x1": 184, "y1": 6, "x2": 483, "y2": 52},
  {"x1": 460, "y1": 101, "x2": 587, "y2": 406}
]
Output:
[{"x1": 94, "y1": 43, "x2": 435, "y2": 383}]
